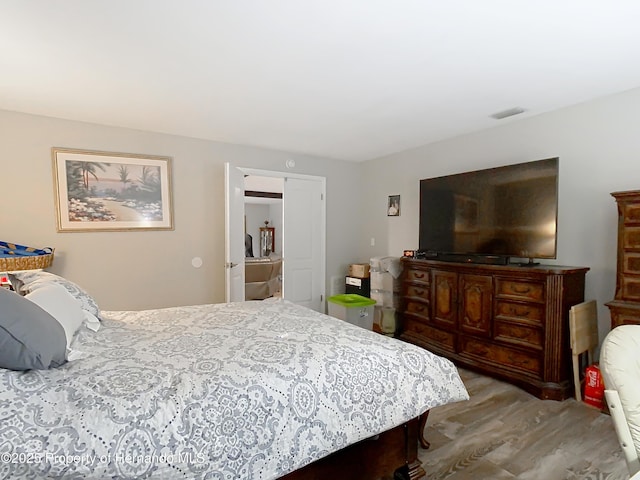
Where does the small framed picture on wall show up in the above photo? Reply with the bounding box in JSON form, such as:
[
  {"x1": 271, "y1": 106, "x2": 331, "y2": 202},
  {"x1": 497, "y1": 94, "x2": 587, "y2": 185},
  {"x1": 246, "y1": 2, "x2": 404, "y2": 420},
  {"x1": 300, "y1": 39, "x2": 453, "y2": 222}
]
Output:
[{"x1": 388, "y1": 195, "x2": 400, "y2": 216}]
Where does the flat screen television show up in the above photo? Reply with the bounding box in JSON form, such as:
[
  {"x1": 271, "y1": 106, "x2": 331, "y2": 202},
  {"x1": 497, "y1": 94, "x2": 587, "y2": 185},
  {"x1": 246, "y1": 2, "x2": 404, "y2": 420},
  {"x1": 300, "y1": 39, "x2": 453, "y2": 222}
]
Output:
[{"x1": 419, "y1": 157, "x2": 559, "y2": 263}]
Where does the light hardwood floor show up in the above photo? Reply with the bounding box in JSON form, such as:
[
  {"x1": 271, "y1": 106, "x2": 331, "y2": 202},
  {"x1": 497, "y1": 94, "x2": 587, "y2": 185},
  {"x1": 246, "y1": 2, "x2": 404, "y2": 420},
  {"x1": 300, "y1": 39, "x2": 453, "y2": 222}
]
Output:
[{"x1": 419, "y1": 369, "x2": 629, "y2": 479}]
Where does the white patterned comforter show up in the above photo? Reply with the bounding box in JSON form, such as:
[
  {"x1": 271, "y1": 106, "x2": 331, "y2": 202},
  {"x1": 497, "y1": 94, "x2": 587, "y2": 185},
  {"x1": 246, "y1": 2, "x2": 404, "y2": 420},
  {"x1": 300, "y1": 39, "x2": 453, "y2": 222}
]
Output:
[{"x1": 0, "y1": 299, "x2": 468, "y2": 479}]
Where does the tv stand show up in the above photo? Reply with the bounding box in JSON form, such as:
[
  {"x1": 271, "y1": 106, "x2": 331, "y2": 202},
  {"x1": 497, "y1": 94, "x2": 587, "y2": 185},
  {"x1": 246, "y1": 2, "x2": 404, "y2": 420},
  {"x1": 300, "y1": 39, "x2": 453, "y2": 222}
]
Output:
[{"x1": 398, "y1": 258, "x2": 589, "y2": 400}]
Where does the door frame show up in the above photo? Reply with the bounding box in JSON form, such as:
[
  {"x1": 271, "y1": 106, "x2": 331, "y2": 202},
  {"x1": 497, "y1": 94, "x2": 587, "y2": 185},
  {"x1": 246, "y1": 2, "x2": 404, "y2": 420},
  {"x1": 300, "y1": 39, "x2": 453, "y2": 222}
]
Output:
[
  {"x1": 224, "y1": 163, "x2": 246, "y2": 302},
  {"x1": 231, "y1": 166, "x2": 327, "y2": 309}
]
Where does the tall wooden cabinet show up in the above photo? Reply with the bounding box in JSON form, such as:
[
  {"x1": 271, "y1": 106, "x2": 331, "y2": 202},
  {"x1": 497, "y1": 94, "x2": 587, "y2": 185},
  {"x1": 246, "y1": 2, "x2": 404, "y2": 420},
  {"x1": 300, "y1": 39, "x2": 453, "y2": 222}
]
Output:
[
  {"x1": 606, "y1": 190, "x2": 640, "y2": 327},
  {"x1": 399, "y1": 258, "x2": 589, "y2": 400}
]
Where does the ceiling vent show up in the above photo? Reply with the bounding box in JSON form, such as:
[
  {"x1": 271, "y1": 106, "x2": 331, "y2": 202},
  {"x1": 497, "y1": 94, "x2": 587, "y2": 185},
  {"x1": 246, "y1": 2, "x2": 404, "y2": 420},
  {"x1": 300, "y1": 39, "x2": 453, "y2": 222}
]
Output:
[{"x1": 490, "y1": 107, "x2": 526, "y2": 120}]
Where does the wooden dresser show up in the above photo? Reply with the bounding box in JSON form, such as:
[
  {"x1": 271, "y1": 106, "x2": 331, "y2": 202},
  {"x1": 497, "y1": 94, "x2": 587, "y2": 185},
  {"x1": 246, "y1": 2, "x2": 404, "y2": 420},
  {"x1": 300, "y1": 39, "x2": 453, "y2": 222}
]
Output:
[
  {"x1": 606, "y1": 190, "x2": 640, "y2": 328},
  {"x1": 399, "y1": 258, "x2": 589, "y2": 400}
]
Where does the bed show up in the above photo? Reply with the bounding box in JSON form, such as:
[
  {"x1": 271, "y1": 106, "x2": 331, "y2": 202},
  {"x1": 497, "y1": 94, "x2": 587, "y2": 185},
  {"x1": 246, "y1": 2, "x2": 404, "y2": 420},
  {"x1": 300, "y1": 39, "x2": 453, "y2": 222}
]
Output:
[{"x1": 0, "y1": 271, "x2": 468, "y2": 479}]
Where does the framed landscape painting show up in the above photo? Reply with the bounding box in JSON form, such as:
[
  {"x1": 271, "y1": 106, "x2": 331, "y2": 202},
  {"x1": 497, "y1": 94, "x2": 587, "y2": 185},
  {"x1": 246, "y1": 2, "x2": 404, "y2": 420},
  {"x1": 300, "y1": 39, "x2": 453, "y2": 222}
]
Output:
[{"x1": 52, "y1": 148, "x2": 174, "y2": 232}]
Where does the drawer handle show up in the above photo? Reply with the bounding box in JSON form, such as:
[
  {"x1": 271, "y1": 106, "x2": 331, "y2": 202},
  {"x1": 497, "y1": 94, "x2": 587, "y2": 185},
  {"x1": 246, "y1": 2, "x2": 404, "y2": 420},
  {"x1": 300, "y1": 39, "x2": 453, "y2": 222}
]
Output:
[
  {"x1": 510, "y1": 306, "x2": 531, "y2": 316},
  {"x1": 414, "y1": 304, "x2": 425, "y2": 312},
  {"x1": 512, "y1": 285, "x2": 531, "y2": 294},
  {"x1": 414, "y1": 272, "x2": 425, "y2": 279},
  {"x1": 414, "y1": 288, "x2": 425, "y2": 296},
  {"x1": 509, "y1": 330, "x2": 529, "y2": 340},
  {"x1": 468, "y1": 345, "x2": 490, "y2": 356}
]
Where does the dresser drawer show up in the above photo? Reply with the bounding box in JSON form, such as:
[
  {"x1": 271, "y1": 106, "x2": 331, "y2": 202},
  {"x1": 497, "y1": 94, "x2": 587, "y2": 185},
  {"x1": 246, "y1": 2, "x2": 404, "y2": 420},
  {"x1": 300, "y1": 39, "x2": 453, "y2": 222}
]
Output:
[
  {"x1": 496, "y1": 279, "x2": 544, "y2": 302},
  {"x1": 495, "y1": 300, "x2": 544, "y2": 324},
  {"x1": 608, "y1": 306, "x2": 640, "y2": 327},
  {"x1": 623, "y1": 227, "x2": 640, "y2": 249},
  {"x1": 405, "y1": 268, "x2": 430, "y2": 284},
  {"x1": 404, "y1": 300, "x2": 430, "y2": 322},
  {"x1": 623, "y1": 202, "x2": 640, "y2": 224},
  {"x1": 459, "y1": 336, "x2": 541, "y2": 377},
  {"x1": 621, "y1": 277, "x2": 640, "y2": 301},
  {"x1": 405, "y1": 284, "x2": 429, "y2": 299},
  {"x1": 494, "y1": 320, "x2": 543, "y2": 350},
  {"x1": 623, "y1": 252, "x2": 640, "y2": 275},
  {"x1": 403, "y1": 319, "x2": 456, "y2": 353}
]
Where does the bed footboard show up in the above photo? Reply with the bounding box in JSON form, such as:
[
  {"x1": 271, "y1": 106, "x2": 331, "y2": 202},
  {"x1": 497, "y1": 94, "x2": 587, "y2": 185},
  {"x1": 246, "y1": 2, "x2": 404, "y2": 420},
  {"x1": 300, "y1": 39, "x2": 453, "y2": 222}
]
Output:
[{"x1": 280, "y1": 417, "x2": 425, "y2": 480}]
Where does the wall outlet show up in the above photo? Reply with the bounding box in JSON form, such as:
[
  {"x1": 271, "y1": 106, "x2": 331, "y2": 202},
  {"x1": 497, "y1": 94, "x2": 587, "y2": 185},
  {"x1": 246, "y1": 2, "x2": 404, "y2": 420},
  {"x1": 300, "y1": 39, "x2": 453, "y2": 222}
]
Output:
[{"x1": 370, "y1": 237, "x2": 376, "y2": 246}]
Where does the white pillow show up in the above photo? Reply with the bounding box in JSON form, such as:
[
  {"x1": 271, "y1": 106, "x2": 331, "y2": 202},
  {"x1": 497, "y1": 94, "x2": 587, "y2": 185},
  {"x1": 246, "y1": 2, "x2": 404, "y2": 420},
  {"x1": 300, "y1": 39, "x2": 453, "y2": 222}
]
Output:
[
  {"x1": 83, "y1": 310, "x2": 101, "y2": 332},
  {"x1": 12, "y1": 270, "x2": 101, "y2": 319},
  {"x1": 25, "y1": 283, "x2": 85, "y2": 350}
]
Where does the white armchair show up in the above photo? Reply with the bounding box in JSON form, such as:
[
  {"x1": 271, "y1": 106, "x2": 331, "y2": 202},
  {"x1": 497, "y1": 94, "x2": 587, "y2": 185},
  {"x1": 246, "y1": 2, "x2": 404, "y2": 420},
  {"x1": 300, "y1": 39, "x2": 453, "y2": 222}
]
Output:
[{"x1": 600, "y1": 324, "x2": 640, "y2": 478}]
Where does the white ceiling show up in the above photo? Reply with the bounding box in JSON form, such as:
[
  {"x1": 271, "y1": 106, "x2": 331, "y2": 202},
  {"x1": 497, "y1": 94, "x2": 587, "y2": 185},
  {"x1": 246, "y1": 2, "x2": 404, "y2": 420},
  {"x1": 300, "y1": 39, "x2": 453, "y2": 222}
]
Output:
[{"x1": 3, "y1": 1, "x2": 640, "y2": 162}]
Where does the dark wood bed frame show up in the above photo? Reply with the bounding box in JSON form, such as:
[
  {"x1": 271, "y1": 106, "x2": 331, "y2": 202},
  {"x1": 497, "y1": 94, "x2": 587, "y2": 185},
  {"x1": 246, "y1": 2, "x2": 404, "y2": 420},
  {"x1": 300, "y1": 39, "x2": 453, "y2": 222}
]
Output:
[{"x1": 281, "y1": 413, "x2": 430, "y2": 480}]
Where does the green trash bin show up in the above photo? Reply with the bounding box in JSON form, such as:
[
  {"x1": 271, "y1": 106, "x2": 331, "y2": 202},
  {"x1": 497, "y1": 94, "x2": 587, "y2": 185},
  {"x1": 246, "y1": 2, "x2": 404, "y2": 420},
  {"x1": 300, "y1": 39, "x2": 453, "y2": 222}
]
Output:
[{"x1": 327, "y1": 294, "x2": 376, "y2": 330}]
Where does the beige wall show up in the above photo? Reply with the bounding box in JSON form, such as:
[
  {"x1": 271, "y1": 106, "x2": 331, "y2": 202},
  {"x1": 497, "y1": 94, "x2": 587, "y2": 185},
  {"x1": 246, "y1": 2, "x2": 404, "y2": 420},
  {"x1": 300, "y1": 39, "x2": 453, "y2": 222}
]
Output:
[
  {"x1": 361, "y1": 87, "x2": 640, "y2": 340},
  {"x1": 6, "y1": 85, "x2": 637, "y2": 334},
  {"x1": 0, "y1": 110, "x2": 364, "y2": 310}
]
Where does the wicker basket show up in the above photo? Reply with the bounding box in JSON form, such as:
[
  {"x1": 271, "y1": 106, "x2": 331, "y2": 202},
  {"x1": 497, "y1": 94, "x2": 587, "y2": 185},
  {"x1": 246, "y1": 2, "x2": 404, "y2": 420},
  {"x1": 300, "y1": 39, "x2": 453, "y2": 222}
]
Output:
[{"x1": 0, "y1": 244, "x2": 54, "y2": 272}]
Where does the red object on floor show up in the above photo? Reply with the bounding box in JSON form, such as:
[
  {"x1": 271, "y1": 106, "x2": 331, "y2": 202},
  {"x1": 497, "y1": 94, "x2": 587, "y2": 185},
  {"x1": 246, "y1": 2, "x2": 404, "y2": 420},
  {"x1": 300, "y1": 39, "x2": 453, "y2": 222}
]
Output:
[{"x1": 583, "y1": 364, "x2": 605, "y2": 409}]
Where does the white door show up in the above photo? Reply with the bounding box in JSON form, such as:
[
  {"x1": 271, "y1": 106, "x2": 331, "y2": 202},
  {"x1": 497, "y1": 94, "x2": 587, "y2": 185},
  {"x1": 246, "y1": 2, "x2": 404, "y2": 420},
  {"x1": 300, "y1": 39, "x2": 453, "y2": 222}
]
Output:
[
  {"x1": 283, "y1": 177, "x2": 325, "y2": 312},
  {"x1": 224, "y1": 163, "x2": 245, "y2": 302}
]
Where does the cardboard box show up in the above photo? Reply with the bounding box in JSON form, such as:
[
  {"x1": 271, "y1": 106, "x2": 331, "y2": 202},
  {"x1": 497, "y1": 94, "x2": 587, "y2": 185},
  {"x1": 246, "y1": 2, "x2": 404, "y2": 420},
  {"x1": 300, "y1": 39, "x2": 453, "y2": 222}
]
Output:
[{"x1": 348, "y1": 263, "x2": 370, "y2": 278}]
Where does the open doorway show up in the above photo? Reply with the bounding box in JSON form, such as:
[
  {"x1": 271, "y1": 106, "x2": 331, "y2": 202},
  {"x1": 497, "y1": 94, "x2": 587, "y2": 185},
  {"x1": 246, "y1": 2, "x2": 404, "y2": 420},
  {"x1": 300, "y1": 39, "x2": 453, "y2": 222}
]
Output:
[
  {"x1": 224, "y1": 164, "x2": 326, "y2": 312},
  {"x1": 244, "y1": 175, "x2": 284, "y2": 258},
  {"x1": 244, "y1": 175, "x2": 284, "y2": 300}
]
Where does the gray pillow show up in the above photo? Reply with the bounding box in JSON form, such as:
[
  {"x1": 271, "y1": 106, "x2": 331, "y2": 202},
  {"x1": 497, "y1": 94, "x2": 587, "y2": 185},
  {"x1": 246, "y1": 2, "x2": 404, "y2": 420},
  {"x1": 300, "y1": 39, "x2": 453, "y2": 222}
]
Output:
[{"x1": 0, "y1": 287, "x2": 67, "y2": 370}]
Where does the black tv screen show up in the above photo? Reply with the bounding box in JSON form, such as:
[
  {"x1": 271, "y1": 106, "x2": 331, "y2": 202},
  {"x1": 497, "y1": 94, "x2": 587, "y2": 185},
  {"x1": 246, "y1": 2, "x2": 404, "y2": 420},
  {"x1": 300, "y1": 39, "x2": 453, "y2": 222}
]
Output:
[{"x1": 419, "y1": 157, "x2": 559, "y2": 260}]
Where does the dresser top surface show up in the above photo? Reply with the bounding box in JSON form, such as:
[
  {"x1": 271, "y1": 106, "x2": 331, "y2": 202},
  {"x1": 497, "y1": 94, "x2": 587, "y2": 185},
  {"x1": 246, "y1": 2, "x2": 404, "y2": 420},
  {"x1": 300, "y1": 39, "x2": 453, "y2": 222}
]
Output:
[{"x1": 402, "y1": 257, "x2": 589, "y2": 275}]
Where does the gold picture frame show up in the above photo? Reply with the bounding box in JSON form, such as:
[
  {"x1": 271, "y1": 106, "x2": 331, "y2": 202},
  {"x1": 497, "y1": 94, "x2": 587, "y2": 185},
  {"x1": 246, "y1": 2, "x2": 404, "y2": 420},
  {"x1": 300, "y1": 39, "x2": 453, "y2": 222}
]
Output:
[{"x1": 52, "y1": 147, "x2": 174, "y2": 232}]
